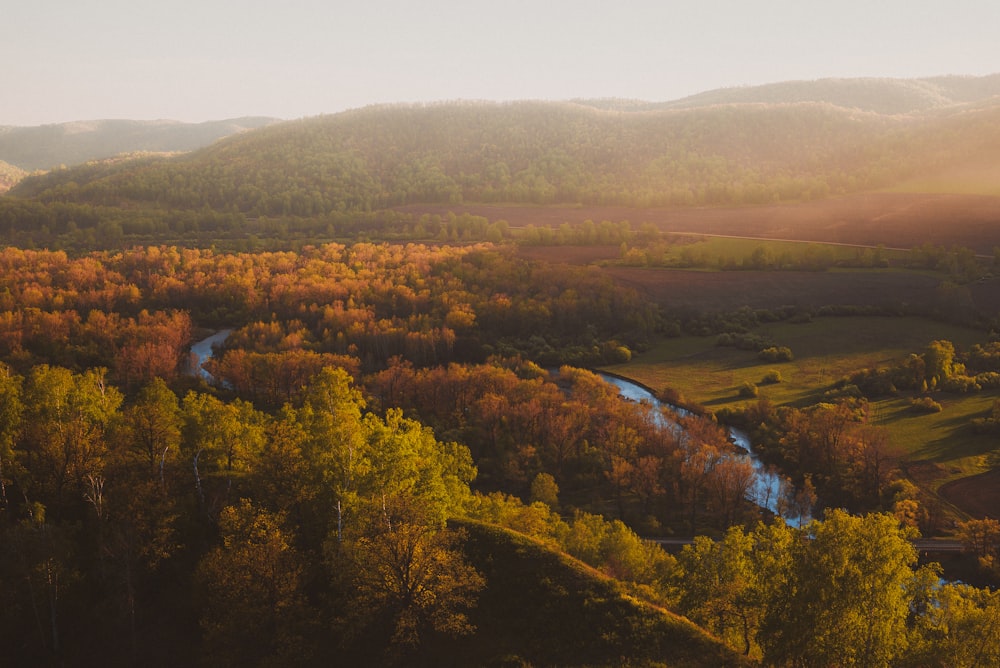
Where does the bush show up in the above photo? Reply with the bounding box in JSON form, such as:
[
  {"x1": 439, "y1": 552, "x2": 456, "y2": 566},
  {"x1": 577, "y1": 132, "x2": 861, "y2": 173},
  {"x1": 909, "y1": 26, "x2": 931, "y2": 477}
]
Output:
[
  {"x1": 738, "y1": 381, "x2": 759, "y2": 398},
  {"x1": 759, "y1": 346, "x2": 793, "y2": 362},
  {"x1": 910, "y1": 396, "x2": 942, "y2": 413},
  {"x1": 761, "y1": 369, "x2": 782, "y2": 384}
]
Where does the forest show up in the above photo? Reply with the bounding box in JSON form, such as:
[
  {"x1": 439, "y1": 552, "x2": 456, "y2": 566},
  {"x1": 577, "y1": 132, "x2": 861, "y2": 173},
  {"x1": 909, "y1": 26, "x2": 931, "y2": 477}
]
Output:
[
  {"x1": 2, "y1": 80, "x2": 1000, "y2": 666},
  {"x1": 0, "y1": 240, "x2": 996, "y2": 666}
]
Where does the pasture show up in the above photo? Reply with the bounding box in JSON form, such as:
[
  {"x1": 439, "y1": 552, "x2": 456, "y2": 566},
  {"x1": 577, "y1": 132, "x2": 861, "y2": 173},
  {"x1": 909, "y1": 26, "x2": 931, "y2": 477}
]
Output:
[{"x1": 602, "y1": 316, "x2": 1000, "y2": 518}]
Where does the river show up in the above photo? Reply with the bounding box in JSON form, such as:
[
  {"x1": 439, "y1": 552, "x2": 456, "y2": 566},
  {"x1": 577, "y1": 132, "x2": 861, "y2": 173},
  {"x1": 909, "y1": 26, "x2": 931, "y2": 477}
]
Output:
[
  {"x1": 188, "y1": 329, "x2": 232, "y2": 382},
  {"x1": 598, "y1": 372, "x2": 809, "y2": 526}
]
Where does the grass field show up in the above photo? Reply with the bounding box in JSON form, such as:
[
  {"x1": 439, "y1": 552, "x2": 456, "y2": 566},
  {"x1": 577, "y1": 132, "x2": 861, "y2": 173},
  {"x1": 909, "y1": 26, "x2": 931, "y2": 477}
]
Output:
[{"x1": 602, "y1": 315, "x2": 1000, "y2": 517}]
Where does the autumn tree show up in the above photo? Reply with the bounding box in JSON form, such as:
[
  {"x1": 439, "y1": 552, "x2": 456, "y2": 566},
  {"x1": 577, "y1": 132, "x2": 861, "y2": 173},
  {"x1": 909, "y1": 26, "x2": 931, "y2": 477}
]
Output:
[
  {"x1": 347, "y1": 498, "x2": 484, "y2": 655},
  {"x1": 195, "y1": 499, "x2": 313, "y2": 666}
]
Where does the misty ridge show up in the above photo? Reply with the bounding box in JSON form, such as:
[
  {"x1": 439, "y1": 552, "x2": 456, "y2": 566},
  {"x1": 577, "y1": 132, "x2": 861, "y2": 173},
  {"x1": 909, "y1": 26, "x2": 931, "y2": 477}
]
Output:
[{"x1": 2, "y1": 73, "x2": 1000, "y2": 204}]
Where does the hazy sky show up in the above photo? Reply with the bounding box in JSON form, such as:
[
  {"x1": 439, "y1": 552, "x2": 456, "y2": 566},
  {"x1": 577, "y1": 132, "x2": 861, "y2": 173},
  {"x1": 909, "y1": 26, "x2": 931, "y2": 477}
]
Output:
[{"x1": 3, "y1": 0, "x2": 998, "y2": 126}]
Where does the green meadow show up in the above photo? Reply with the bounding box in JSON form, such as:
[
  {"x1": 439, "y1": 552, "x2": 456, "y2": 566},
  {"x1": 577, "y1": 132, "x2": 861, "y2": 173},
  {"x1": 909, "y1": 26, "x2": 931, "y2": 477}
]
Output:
[{"x1": 604, "y1": 316, "x2": 999, "y2": 490}]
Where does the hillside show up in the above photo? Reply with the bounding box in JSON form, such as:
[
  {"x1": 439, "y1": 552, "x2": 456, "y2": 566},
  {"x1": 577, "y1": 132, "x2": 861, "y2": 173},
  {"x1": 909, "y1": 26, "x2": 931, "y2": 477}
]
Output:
[
  {"x1": 10, "y1": 94, "x2": 1000, "y2": 216},
  {"x1": 430, "y1": 520, "x2": 751, "y2": 668},
  {"x1": 0, "y1": 116, "x2": 278, "y2": 171}
]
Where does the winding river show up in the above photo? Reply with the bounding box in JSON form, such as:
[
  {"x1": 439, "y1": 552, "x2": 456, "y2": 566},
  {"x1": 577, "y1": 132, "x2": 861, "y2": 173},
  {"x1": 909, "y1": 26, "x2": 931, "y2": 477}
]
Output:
[{"x1": 598, "y1": 372, "x2": 809, "y2": 526}]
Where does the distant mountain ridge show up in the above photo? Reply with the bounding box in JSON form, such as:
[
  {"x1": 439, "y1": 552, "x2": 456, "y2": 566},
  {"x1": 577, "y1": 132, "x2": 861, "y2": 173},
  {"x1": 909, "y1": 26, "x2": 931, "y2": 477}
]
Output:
[
  {"x1": 0, "y1": 117, "x2": 279, "y2": 171},
  {"x1": 576, "y1": 73, "x2": 1000, "y2": 115},
  {"x1": 7, "y1": 74, "x2": 1000, "y2": 217}
]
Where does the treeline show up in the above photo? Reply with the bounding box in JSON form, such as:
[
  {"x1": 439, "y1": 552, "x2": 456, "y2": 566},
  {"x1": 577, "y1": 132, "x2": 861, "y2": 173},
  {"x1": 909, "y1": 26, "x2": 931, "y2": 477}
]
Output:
[
  {"x1": 0, "y1": 243, "x2": 657, "y2": 374},
  {"x1": 11, "y1": 99, "x2": 1000, "y2": 219},
  {"x1": 620, "y1": 236, "x2": 990, "y2": 285}
]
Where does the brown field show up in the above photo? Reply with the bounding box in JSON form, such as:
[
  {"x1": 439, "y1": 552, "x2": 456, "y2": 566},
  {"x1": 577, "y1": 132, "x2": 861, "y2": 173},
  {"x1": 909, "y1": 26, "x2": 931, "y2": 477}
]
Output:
[
  {"x1": 599, "y1": 268, "x2": 945, "y2": 312},
  {"x1": 398, "y1": 192, "x2": 1000, "y2": 255},
  {"x1": 939, "y1": 468, "x2": 1000, "y2": 519}
]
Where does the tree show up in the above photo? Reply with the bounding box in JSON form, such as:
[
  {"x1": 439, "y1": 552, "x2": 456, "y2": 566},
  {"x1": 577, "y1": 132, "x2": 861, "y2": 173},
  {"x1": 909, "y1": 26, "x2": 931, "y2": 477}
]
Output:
[
  {"x1": 298, "y1": 366, "x2": 369, "y2": 543},
  {"x1": 119, "y1": 378, "x2": 181, "y2": 479},
  {"x1": 955, "y1": 518, "x2": 1000, "y2": 574},
  {"x1": 677, "y1": 527, "x2": 763, "y2": 657},
  {"x1": 529, "y1": 472, "x2": 559, "y2": 509},
  {"x1": 181, "y1": 392, "x2": 266, "y2": 513},
  {"x1": 923, "y1": 339, "x2": 958, "y2": 388},
  {"x1": 763, "y1": 510, "x2": 924, "y2": 667},
  {"x1": 907, "y1": 583, "x2": 1000, "y2": 667},
  {"x1": 348, "y1": 499, "x2": 484, "y2": 652},
  {"x1": 18, "y1": 366, "x2": 121, "y2": 515},
  {"x1": 195, "y1": 499, "x2": 313, "y2": 666}
]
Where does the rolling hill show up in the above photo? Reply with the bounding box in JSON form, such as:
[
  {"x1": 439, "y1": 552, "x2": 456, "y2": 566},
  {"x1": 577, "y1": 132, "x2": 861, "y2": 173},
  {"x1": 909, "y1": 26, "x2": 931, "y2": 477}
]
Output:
[
  {"x1": 4, "y1": 74, "x2": 1000, "y2": 252},
  {"x1": 427, "y1": 520, "x2": 751, "y2": 667},
  {"x1": 0, "y1": 116, "x2": 279, "y2": 171}
]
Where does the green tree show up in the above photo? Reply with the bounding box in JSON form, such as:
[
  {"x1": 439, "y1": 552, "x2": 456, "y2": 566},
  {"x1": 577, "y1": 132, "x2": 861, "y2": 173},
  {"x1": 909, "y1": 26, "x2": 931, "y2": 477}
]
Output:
[
  {"x1": 181, "y1": 392, "x2": 266, "y2": 512},
  {"x1": 298, "y1": 366, "x2": 369, "y2": 542},
  {"x1": 764, "y1": 510, "x2": 924, "y2": 667},
  {"x1": 907, "y1": 583, "x2": 1000, "y2": 667},
  {"x1": 529, "y1": 472, "x2": 559, "y2": 509},
  {"x1": 677, "y1": 527, "x2": 763, "y2": 657},
  {"x1": 923, "y1": 339, "x2": 958, "y2": 387},
  {"x1": 120, "y1": 378, "x2": 181, "y2": 479},
  {"x1": 19, "y1": 366, "x2": 121, "y2": 514}
]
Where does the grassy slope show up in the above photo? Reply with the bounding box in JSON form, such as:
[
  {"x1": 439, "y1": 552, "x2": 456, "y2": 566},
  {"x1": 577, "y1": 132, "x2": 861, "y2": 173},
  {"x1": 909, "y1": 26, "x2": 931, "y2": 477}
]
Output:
[{"x1": 431, "y1": 520, "x2": 751, "y2": 668}]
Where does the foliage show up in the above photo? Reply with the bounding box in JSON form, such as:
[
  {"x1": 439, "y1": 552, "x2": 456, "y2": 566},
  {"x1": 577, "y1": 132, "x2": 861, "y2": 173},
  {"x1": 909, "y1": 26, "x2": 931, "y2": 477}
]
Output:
[
  {"x1": 758, "y1": 345, "x2": 793, "y2": 362},
  {"x1": 911, "y1": 396, "x2": 943, "y2": 413},
  {"x1": 676, "y1": 512, "x2": 962, "y2": 666},
  {"x1": 347, "y1": 500, "x2": 485, "y2": 653}
]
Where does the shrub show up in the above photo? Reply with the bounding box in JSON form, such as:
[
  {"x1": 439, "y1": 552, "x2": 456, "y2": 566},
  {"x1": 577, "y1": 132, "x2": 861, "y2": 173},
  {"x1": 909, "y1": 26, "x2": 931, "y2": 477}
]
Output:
[
  {"x1": 759, "y1": 346, "x2": 793, "y2": 362},
  {"x1": 761, "y1": 369, "x2": 782, "y2": 384},
  {"x1": 739, "y1": 381, "x2": 759, "y2": 398},
  {"x1": 910, "y1": 396, "x2": 942, "y2": 413}
]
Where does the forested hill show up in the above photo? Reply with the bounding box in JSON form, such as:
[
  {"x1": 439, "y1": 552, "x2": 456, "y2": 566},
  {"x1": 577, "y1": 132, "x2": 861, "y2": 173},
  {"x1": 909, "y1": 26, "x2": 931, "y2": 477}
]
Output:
[
  {"x1": 9, "y1": 77, "x2": 1000, "y2": 215},
  {"x1": 0, "y1": 117, "x2": 278, "y2": 171}
]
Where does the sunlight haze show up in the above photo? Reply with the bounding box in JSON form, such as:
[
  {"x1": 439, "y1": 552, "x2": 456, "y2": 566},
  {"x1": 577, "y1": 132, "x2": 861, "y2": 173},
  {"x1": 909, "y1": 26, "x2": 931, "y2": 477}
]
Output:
[{"x1": 3, "y1": 0, "x2": 999, "y2": 125}]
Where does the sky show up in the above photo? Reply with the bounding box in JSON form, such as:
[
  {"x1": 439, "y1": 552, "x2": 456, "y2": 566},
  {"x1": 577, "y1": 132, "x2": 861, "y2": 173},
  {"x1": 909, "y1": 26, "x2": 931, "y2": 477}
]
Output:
[{"x1": 2, "y1": 0, "x2": 999, "y2": 126}]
